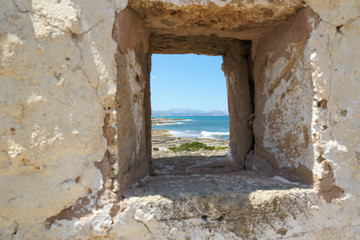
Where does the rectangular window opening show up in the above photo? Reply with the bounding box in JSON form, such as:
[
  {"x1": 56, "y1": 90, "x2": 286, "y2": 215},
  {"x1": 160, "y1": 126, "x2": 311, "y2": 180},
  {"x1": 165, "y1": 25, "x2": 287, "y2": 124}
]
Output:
[{"x1": 150, "y1": 54, "x2": 231, "y2": 176}]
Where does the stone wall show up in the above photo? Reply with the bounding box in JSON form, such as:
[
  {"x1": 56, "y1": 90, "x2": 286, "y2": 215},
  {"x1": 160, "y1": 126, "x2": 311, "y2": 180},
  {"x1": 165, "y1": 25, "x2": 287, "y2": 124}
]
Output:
[
  {"x1": 253, "y1": 7, "x2": 318, "y2": 181},
  {"x1": 0, "y1": 0, "x2": 126, "y2": 238},
  {"x1": 0, "y1": 0, "x2": 359, "y2": 239},
  {"x1": 222, "y1": 42, "x2": 253, "y2": 168},
  {"x1": 304, "y1": 0, "x2": 360, "y2": 205},
  {"x1": 112, "y1": 8, "x2": 152, "y2": 192}
]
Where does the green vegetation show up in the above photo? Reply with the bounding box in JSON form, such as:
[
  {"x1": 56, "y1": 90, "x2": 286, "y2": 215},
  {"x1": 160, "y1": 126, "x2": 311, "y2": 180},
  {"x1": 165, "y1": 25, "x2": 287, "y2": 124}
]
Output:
[
  {"x1": 213, "y1": 146, "x2": 229, "y2": 150},
  {"x1": 168, "y1": 142, "x2": 228, "y2": 152},
  {"x1": 153, "y1": 147, "x2": 159, "y2": 151}
]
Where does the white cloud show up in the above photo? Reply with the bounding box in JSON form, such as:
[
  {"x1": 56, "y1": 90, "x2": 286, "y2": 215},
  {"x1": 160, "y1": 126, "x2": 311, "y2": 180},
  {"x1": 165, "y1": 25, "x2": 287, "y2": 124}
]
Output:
[{"x1": 151, "y1": 75, "x2": 156, "y2": 80}]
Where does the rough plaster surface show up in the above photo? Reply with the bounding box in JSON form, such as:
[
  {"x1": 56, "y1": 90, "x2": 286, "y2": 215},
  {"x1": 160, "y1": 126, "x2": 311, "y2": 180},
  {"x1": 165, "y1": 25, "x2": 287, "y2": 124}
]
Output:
[
  {"x1": 0, "y1": 0, "x2": 125, "y2": 238},
  {"x1": 0, "y1": 0, "x2": 360, "y2": 239},
  {"x1": 129, "y1": 0, "x2": 304, "y2": 39},
  {"x1": 253, "y1": 7, "x2": 319, "y2": 180},
  {"x1": 112, "y1": 8, "x2": 153, "y2": 192},
  {"x1": 222, "y1": 43, "x2": 253, "y2": 168}
]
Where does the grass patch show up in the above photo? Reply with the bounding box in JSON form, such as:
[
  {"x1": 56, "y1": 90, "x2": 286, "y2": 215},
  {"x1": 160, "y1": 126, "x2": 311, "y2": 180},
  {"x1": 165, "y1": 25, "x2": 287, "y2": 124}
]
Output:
[
  {"x1": 153, "y1": 147, "x2": 159, "y2": 151},
  {"x1": 168, "y1": 142, "x2": 228, "y2": 152}
]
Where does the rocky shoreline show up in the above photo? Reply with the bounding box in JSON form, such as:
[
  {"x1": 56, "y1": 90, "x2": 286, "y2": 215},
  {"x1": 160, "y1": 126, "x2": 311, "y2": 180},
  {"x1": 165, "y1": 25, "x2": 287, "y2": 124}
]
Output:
[
  {"x1": 151, "y1": 117, "x2": 231, "y2": 175},
  {"x1": 151, "y1": 117, "x2": 229, "y2": 157},
  {"x1": 152, "y1": 129, "x2": 229, "y2": 153},
  {"x1": 151, "y1": 117, "x2": 186, "y2": 125}
]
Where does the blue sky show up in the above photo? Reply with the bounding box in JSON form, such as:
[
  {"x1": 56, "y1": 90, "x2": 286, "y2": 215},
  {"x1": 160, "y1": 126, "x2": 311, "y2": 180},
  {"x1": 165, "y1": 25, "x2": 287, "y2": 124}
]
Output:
[{"x1": 150, "y1": 54, "x2": 228, "y2": 112}]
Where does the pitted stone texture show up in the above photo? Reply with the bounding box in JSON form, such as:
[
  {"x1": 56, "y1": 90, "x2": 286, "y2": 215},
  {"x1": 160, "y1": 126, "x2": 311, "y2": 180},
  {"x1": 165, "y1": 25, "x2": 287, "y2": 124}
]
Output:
[
  {"x1": 0, "y1": 0, "x2": 125, "y2": 238},
  {"x1": 129, "y1": 0, "x2": 304, "y2": 32},
  {"x1": 47, "y1": 171, "x2": 317, "y2": 240},
  {"x1": 131, "y1": 0, "x2": 306, "y2": 52},
  {"x1": 253, "y1": 7, "x2": 319, "y2": 181},
  {"x1": 151, "y1": 34, "x2": 250, "y2": 55},
  {"x1": 306, "y1": 6, "x2": 360, "y2": 203},
  {"x1": 0, "y1": 0, "x2": 360, "y2": 239}
]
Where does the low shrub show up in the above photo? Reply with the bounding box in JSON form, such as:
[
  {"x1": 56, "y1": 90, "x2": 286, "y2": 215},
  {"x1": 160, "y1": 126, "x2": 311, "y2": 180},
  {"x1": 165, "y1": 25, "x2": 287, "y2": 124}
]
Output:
[
  {"x1": 168, "y1": 142, "x2": 227, "y2": 152},
  {"x1": 214, "y1": 146, "x2": 228, "y2": 150}
]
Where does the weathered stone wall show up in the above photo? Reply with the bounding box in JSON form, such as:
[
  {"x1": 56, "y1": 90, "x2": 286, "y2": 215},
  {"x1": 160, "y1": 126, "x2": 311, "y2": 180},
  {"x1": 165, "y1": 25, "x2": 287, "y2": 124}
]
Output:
[
  {"x1": 253, "y1": 7, "x2": 319, "y2": 181},
  {"x1": 0, "y1": 0, "x2": 127, "y2": 238},
  {"x1": 112, "y1": 8, "x2": 152, "y2": 192},
  {"x1": 304, "y1": 0, "x2": 360, "y2": 206},
  {"x1": 222, "y1": 43, "x2": 253, "y2": 168},
  {"x1": 253, "y1": 0, "x2": 360, "y2": 202},
  {"x1": 0, "y1": 0, "x2": 359, "y2": 239}
]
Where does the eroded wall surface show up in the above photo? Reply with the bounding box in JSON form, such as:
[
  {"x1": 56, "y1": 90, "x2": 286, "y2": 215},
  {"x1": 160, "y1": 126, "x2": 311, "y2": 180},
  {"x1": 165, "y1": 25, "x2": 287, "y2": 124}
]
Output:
[
  {"x1": 222, "y1": 43, "x2": 253, "y2": 168},
  {"x1": 253, "y1": 7, "x2": 318, "y2": 181},
  {"x1": 0, "y1": 0, "x2": 359, "y2": 239},
  {"x1": 305, "y1": 0, "x2": 360, "y2": 210},
  {"x1": 253, "y1": 1, "x2": 360, "y2": 202},
  {"x1": 0, "y1": 0, "x2": 127, "y2": 238},
  {"x1": 112, "y1": 8, "x2": 152, "y2": 191}
]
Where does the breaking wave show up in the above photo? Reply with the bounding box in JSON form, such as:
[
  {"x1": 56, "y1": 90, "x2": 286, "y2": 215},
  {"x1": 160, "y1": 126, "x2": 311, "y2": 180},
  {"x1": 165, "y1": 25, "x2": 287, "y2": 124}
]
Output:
[{"x1": 201, "y1": 131, "x2": 229, "y2": 139}]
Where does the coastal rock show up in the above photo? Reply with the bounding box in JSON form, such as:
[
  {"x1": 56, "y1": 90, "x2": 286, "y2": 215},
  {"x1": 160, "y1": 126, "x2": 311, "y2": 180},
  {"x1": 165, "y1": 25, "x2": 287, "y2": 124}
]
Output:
[{"x1": 0, "y1": 0, "x2": 359, "y2": 239}]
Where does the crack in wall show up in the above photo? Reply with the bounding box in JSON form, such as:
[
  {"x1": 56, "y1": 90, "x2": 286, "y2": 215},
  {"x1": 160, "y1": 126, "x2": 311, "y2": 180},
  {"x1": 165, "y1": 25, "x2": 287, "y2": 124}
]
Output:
[
  {"x1": 71, "y1": 32, "x2": 106, "y2": 110},
  {"x1": 13, "y1": 0, "x2": 105, "y2": 37}
]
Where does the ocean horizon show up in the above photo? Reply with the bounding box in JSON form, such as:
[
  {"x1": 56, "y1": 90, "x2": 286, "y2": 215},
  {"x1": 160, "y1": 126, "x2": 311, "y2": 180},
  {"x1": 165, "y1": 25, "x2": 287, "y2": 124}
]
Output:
[{"x1": 152, "y1": 116, "x2": 229, "y2": 141}]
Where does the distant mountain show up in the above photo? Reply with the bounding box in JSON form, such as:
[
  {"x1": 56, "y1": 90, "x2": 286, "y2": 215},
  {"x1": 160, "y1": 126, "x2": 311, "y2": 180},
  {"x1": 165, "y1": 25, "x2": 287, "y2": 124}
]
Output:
[{"x1": 152, "y1": 108, "x2": 229, "y2": 116}]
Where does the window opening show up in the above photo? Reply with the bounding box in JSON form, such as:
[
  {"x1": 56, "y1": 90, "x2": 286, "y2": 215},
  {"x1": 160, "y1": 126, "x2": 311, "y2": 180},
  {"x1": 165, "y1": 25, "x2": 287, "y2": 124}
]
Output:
[{"x1": 150, "y1": 54, "x2": 231, "y2": 176}]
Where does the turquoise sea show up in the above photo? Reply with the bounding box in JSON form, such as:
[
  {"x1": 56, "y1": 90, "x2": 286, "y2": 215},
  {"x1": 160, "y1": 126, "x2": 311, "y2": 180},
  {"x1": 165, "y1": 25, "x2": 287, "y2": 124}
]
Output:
[{"x1": 152, "y1": 116, "x2": 229, "y2": 141}]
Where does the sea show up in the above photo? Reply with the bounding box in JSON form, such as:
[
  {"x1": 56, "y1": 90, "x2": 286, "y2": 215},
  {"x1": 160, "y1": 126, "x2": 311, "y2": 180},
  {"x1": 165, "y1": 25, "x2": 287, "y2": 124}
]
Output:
[{"x1": 152, "y1": 116, "x2": 229, "y2": 141}]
